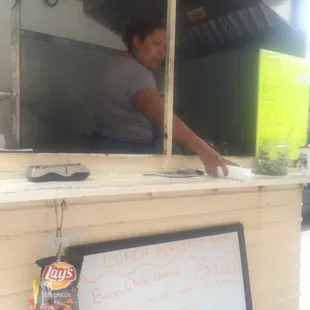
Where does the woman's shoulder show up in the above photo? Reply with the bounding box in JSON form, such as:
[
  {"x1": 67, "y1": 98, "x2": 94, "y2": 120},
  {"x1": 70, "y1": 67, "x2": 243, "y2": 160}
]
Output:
[{"x1": 110, "y1": 55, "x2": 150, "y2": 74}]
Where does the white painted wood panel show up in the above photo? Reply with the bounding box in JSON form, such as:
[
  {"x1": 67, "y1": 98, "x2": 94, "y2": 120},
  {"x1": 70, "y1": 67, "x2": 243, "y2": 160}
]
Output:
[
  {"x1": 300, "y1": 230, "x2": 310, "y2": 310},
  {"x1": 0, "y1": 185, "x2": 303, "y2": 309},
  {"x1": 21, "y1": 0, "x2": 125, "y2": 50}
]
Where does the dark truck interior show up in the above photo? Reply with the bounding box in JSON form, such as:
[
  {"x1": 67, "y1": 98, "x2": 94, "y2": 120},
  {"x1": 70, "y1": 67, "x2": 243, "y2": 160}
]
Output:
[
  {"x1": 84, "y1": 0, "x2": 310, "y2": 228},
  {"x1": 19, "y1": 0, "x2": 306, "y2": 154}
]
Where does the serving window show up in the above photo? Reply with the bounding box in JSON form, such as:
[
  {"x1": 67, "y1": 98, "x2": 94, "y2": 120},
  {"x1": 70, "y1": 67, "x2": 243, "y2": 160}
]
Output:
[
  {"x1": 12, "y1": 0, "x2": 309, "y2": 162},
  {"x1": 17, "y1": 3, "x2": 174, "y2": 156}
]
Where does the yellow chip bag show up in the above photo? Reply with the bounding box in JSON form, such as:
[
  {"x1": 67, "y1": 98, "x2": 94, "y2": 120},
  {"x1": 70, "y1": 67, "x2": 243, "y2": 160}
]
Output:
[{"x1": 33, "y1": 277, "x2": 40, "y2": 306}]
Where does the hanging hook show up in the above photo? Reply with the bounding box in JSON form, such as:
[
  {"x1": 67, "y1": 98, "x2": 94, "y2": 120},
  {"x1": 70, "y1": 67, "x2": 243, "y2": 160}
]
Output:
[{"x1": 54, "y1": 199, "x2": 67, "y2": 261}]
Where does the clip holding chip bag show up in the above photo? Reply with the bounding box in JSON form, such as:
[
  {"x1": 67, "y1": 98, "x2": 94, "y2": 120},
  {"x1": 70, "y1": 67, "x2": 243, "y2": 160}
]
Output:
[{"x1": 35, "y1": 256, "x2": 82, "y2": 310}]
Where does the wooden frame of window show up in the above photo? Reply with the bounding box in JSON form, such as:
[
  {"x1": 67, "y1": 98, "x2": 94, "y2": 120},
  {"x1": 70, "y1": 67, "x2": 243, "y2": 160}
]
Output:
[
  {"x1": 9, "y1": 0, "x2": 179, "y2": 166},
  {"x1": 163, "y1": 0, "x2": 177, "y2": 163},
  {"x1": 11, "y1": 0, "x2": 22, "y2": 148},
  {"x1": 12, "y1": 0, "x2": 177, "y2": 160},
  {"x1": 1, "y1": 0, "x2": 248, "y2": 173}
]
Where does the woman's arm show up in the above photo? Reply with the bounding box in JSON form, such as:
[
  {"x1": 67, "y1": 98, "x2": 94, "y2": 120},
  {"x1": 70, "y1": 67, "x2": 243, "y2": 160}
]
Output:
[{"x1": 132, "y1": 88, "x2": 232, "y2": 176}]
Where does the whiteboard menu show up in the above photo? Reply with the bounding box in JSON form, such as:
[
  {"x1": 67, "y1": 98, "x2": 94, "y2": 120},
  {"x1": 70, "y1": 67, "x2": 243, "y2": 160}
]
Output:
[{"x1": 68, "y1": 224, "x2": 252, "y2": 310}]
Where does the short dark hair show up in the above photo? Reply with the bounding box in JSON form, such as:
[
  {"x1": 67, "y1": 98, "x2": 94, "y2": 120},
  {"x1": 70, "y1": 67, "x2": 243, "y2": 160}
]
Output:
[{"x1": 122, "y1": 19, "x2": 165, "y2": 51}]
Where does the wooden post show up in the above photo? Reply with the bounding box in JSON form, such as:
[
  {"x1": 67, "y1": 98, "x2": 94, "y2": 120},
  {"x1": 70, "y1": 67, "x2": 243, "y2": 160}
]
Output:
[
  {"x1": 163, "y1": 0, "x2": 177, "y2": 161},
  {"x1": 11, "y1": 0, "x2": 22, "y2": 148}
]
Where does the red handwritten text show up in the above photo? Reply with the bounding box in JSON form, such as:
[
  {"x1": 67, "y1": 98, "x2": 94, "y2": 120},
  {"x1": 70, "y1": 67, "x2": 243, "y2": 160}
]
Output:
[
  {"x1": 154, "y1": 268, "x2": 180, "y2": 282},
  {"x1": 156, "y1": 239, "x2": 205, "y2": 258},
  {"x1": 178, "y1": 303, "x2": 199, "y2": 310},
  {"x1": 91, "y1": 268, "x2": 180, "y2": 304},
  {"x1": 103, "y1": 247, "x2": 149, "y2": 268},
  {"x1": 125, "y1": 277, "x2": 150, "y2": 291},
  {"x1": 92, "y1": 288, "x2": 125, "y2": 303},
  {"x1": 115, "y1": 285, "x2": 196, "y2": 310}
]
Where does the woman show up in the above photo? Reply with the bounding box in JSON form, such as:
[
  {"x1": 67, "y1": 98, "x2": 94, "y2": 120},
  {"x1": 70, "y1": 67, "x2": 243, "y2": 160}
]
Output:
[{"x1": 94, "y1": 19, "x2": 236, "y2": 176}]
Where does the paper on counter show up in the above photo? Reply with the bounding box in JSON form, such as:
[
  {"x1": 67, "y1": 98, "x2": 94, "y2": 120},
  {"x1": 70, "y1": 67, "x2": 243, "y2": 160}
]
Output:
[
  {"x1": 0, "y1": 149, "x2": 33, "y2": 152},
  {"x1": 217, "y1": 165, "x2": 253, "y2": 181}
]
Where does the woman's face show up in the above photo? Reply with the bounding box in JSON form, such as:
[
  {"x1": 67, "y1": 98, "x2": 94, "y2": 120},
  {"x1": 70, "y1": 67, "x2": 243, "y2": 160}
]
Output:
[{"x1": 133, "y1": 28, "x2": 166, "y2": 69}]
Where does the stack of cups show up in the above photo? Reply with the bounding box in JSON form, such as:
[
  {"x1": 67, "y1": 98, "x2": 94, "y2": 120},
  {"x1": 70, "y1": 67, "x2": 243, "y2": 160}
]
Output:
[{"x1": 300, "y1": 146, "x2": 310, "y2": 175}]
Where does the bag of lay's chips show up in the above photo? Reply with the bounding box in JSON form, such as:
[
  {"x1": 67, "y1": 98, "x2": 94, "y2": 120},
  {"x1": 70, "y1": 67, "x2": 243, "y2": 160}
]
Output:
[
  {"x1": 28, "y1": 299, "x2": 35, "y2": 310},
  {"x1": 35, "y1": 256, "x2": 82, "y2": 310}
]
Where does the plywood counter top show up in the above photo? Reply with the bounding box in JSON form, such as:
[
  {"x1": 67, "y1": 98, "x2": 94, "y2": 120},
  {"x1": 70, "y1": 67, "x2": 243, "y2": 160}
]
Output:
[{"x1": 0, "y1": 171, "x2": 308, "y2": 203}]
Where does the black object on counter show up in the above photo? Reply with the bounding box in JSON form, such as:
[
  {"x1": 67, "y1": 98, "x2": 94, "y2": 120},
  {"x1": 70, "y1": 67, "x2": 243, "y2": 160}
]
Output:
[{"x1": 26, "y1": 163, "x2": 90, "y2": 183}]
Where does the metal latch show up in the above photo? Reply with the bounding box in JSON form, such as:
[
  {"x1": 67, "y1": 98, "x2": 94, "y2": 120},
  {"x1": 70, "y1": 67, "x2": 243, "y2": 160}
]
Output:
[{"x1": 0, "y1": 92, "x2": 12, "y2": 101}]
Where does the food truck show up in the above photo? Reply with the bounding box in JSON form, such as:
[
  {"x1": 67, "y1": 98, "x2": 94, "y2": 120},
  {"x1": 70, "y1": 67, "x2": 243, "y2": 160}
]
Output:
[{"x1": 0, "y1": 0, "x2": 309, "y2": 309}]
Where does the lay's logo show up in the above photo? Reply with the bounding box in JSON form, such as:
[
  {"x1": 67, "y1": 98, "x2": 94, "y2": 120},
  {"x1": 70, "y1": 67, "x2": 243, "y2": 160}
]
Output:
[{"x1": 43, "y1": 262, "x2": 77, "y2": 290}]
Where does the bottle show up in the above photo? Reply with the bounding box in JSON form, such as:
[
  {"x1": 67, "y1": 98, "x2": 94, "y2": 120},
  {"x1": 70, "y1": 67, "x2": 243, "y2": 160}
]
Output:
[{"x1": 258, "y1": 140, "x2": 289, "y2": 176}]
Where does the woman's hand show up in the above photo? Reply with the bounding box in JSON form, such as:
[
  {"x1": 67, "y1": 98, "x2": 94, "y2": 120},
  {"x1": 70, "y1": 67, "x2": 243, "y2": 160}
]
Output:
[
  {"x1": 132, "y1": 89, "x2": 239, "y2": 176},
  {"x1": 198, "y1": 148, "x2": 239, "y2": 177},
  {"x1": 198, "y1": 148, "x2": 228, "y2": 177},
  {"x1": 223, "y1": 158, "x2": 239, "y2": 167}
]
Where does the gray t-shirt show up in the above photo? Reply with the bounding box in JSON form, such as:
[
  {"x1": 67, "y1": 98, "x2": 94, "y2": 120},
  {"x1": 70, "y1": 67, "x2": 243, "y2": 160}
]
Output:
[{"x1": 95, "y1": 55, "x2": 157, "y2": 142}]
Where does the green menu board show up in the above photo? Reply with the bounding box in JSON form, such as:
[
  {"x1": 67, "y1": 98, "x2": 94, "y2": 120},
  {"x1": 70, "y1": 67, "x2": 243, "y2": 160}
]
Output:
[{"x1": 256, "y1": 49, "x2": 310, "y2": 159}]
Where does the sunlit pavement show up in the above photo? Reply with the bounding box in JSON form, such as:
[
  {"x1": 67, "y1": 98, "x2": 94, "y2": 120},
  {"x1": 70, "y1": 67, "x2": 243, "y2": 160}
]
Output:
[{"x1": 300, "y1": 228, "x2": 310, "y2": 310}]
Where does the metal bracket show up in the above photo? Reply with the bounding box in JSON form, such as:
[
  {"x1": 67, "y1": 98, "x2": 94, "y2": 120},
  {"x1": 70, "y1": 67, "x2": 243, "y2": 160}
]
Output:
[{"x1": 0, "y1": 92, "x2": 12, "y2": 101}]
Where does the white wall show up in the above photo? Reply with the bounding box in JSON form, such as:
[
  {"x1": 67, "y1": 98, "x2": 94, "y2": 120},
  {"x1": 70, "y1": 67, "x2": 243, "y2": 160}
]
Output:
[
  {"x1": 0, "y1": 0, "x2": 125, "y2": 91},
  {"x1": 0, "y1": 0, "x2": 125, "y2": 147},
  {"x1": 21, "y1": 0, "x2": 125, "y2": 50},
  {"x1": 262, "y1": 0, "x2": 292, "y2": 23},
  {"x1": 294, "y1": 0, "x2": 309, "y2": 31},
  {"x1": 0, "y1": 184, "x2": 303, "y2": 310}
]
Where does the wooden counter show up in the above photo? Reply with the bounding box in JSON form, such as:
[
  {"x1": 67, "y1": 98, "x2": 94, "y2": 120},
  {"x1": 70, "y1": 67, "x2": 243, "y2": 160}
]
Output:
[
  {"x1": 0, "y1": 154, "x2": 306, "y2": 310},
  {"x1": 0, "y1": 170, "x2": 308, "y2": 203}
]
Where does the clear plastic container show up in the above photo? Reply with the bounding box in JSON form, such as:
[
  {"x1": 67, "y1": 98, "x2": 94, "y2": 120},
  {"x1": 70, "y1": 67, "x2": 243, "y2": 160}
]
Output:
[
  {"x1": 258, "y1": 141, "x2": 289, "y2": 176},
  {"x1": 0, "y1": 134, "x2": 5, "y2": 149}
]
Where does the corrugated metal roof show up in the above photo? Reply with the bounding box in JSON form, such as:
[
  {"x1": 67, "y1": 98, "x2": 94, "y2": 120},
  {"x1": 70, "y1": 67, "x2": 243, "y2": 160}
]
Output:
[
  {"x1": 83, "y1": 0, "x2": 291, "y2": 60},
  {"x1": 176, "y1": 2, "x2": 283, "y2": 60}
]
